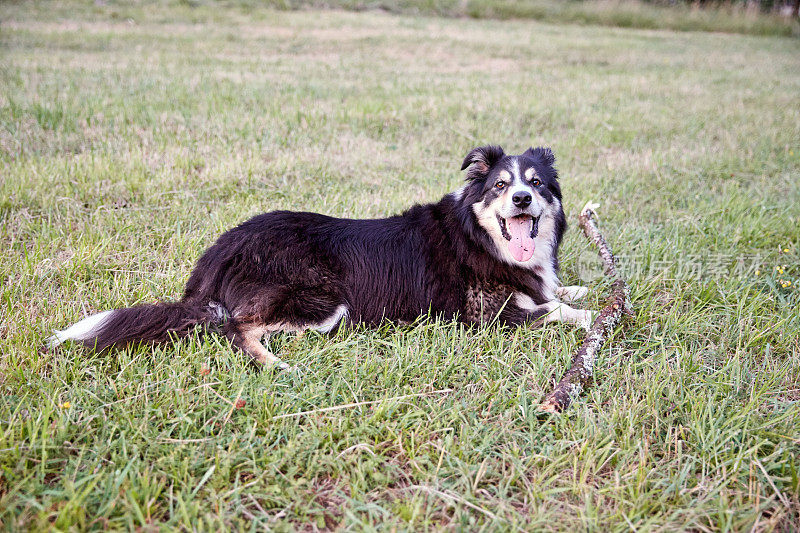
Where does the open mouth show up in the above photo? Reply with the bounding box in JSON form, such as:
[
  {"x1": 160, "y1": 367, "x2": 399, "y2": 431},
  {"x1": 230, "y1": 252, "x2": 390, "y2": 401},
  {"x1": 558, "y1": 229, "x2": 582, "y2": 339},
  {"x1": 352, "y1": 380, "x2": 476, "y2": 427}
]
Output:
[{"x1": 496, "y1": 214, "x2": 539, "y2": 262}]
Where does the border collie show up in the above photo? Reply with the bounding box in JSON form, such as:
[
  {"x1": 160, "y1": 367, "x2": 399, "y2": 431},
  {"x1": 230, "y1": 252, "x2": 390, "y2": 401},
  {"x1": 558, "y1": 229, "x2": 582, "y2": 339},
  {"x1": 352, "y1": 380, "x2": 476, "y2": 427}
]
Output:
[{"x1": 48, "y1": 146, "x2": 594, "y2": 370}]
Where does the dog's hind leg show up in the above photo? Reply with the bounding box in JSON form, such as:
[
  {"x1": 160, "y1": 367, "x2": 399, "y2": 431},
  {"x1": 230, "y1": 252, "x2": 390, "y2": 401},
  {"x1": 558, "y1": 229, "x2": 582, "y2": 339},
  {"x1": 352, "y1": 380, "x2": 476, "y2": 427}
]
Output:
[{"x1": 223, "y1": 320, "x2": 293, "y2": 372}]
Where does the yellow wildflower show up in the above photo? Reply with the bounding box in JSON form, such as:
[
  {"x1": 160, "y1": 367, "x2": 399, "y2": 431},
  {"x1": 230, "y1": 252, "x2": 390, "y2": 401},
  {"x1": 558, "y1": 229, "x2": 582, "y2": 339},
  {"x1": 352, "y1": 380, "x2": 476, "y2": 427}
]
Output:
[{"x1": 59, "y1": 401, "x2": 71, "y2": 409}]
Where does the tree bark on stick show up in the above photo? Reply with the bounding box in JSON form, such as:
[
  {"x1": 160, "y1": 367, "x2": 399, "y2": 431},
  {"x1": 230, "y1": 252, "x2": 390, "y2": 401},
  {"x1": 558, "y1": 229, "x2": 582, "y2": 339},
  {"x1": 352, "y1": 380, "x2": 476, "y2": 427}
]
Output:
[{"x1": 539, "y1": 202, "x2": 632, "y2": 414}]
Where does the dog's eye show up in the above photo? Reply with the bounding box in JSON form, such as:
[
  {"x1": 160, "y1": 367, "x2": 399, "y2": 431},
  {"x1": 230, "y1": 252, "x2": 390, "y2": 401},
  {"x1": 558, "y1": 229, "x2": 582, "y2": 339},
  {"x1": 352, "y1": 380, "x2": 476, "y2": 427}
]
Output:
[
  {"x1": 531, "y1": 178, "x2": 542, "y2": 187},
  {"x1": 495, "y1": 181, "x2": 506, "y2": 190}
]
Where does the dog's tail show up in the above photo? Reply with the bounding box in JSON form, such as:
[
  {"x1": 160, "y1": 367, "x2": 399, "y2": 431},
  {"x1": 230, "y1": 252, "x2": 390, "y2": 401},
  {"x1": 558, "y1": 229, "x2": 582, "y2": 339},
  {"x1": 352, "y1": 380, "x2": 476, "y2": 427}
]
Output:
[{"x1": 46, "y1": 301, "x2": 220, "y2": 352}]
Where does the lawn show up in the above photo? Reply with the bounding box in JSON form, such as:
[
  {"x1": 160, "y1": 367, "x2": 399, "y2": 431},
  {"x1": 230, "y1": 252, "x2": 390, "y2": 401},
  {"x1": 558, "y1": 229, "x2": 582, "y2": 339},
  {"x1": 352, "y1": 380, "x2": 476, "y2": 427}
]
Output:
[{"x1": 1, "y1": 2, "x2": 799, "y2": 530}]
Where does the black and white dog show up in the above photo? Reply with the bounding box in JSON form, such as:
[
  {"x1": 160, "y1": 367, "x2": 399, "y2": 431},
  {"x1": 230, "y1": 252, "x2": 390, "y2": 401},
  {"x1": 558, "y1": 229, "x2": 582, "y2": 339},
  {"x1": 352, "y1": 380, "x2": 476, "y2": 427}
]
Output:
[{"x1": 48, "y1": 146, "x2": 594, "y2": 370}]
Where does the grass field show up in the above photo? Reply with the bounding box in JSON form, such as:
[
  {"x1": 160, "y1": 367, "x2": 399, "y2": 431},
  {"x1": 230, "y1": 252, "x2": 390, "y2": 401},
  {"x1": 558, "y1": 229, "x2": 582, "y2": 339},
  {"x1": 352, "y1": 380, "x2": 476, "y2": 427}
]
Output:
[
  {"x1": 261, "y1": 0, "x2": 800, "y2": 37},
  {"x1": 2, "y1": 1, "x2": 800, "y2": 530}
]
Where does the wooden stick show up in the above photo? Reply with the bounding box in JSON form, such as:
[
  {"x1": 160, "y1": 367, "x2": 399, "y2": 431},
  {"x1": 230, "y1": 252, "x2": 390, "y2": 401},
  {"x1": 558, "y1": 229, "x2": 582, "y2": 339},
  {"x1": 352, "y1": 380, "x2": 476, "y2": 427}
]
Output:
[{"x1": 539, "y1": 202, "x2": 632, "y2": 413}]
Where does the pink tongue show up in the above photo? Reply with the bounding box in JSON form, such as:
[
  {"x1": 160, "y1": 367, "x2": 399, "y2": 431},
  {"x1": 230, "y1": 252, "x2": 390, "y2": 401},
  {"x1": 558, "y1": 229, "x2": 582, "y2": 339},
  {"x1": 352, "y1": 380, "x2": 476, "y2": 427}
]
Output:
[{"x1": 507, "y1": 217, "x2": 535, "y2": 262}]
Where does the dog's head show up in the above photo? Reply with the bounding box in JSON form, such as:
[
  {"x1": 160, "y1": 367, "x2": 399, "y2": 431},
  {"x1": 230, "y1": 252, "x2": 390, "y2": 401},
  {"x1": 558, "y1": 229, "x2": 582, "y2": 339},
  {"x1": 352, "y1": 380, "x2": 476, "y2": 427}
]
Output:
[{"x1": 457, "y1": 145, "x2": 565, "y2": 267}]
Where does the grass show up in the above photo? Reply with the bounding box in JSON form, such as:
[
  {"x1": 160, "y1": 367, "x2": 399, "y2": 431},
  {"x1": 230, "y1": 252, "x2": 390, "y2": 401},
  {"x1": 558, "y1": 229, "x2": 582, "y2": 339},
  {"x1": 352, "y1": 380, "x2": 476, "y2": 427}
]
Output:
[
  {"x1": 261, "y1": 0, "x2": 800, "y2": 37},
  {"x1": 1, "y1": 1, "x2": 799, "y2": 530},
  {"x1": 458, "y1": 0, "x2": 800, "y2": 37},
  {"x1": 3, "y1": 0, "x2": 798, "y2": 37}
]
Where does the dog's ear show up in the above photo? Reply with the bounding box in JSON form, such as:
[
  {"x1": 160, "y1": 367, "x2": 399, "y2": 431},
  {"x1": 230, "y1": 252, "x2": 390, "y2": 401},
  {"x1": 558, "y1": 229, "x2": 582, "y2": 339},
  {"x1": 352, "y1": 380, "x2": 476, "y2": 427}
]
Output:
[
  {"x1": 460, "y1": 145, "x2": 504, "y2": 179},
  {"x1": 524, "y1": 146, "x2": 555, "y2": 169}
]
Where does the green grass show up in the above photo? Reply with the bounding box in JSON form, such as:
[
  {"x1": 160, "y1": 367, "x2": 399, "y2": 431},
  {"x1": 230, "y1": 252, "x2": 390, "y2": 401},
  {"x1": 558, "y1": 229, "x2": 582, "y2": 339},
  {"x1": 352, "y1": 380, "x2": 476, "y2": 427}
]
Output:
[{"x1": 1, "y1": 2, "x2": 800, "y2": 530}]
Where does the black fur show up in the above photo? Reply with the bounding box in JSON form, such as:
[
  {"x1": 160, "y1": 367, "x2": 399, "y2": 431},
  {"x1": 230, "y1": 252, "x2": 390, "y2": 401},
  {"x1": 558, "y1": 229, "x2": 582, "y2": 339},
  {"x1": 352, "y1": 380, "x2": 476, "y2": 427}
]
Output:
[
  {"x1": 79, "y1": 146, "x2": 568, "y2": 355},
  {"x1": 87, "y1": 303, "x2": 209, "y2": 352}
]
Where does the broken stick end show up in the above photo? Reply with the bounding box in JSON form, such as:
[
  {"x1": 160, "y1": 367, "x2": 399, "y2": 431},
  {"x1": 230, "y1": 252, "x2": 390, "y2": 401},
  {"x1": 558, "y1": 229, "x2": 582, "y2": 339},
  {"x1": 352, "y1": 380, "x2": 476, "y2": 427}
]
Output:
[{"x1": 580, "y1": 201, "x2": 600, "y2": 218}]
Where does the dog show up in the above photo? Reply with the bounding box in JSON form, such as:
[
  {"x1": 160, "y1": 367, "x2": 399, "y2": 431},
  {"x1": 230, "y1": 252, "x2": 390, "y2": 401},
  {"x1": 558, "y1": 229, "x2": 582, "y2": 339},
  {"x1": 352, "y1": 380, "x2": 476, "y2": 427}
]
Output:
[{"x1": 48, "y1": 145, "x2": 594, "y2": 370}]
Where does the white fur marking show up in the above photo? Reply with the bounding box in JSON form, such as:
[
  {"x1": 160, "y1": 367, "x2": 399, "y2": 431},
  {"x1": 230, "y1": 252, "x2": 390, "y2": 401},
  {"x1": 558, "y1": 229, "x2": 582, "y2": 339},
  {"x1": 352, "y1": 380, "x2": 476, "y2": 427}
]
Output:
[
  {"x1": 510, "y1": 158, "x2": 521, "y2": 183},
  {"x1": 514, "y1": 293, "x2": 537, "y2": 311},
  {"x1": 260, "y1": 306, "x2": 348, "y2": 335},
  {"x1": 47, "y1": 310, "x2": 114, "y2": 348},
  {"x1": 313, "y1": 305, "x2": 348, "y2": 333}
]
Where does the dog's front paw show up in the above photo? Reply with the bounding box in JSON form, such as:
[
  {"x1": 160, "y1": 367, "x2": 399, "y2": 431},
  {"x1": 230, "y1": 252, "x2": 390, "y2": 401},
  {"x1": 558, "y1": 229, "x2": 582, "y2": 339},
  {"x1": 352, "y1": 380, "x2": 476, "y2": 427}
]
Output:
[{"x1": 557, "y1": 285, "x2": 589, "y2": 302}]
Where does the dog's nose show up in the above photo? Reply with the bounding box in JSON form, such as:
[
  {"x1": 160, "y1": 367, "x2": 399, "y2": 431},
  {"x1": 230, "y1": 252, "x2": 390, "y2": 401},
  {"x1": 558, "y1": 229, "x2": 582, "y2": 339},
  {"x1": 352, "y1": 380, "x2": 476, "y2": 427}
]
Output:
[{"x1": 512, "y1": 191, "x2": 532, "y2": 208}]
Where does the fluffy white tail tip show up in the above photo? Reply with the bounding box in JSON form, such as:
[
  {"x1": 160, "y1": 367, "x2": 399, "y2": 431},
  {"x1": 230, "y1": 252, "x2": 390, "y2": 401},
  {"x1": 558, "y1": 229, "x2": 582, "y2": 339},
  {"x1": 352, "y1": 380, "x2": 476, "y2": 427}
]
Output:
[{"x1": 47, "y1": 310, "x2": 114, "y2": 348}]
